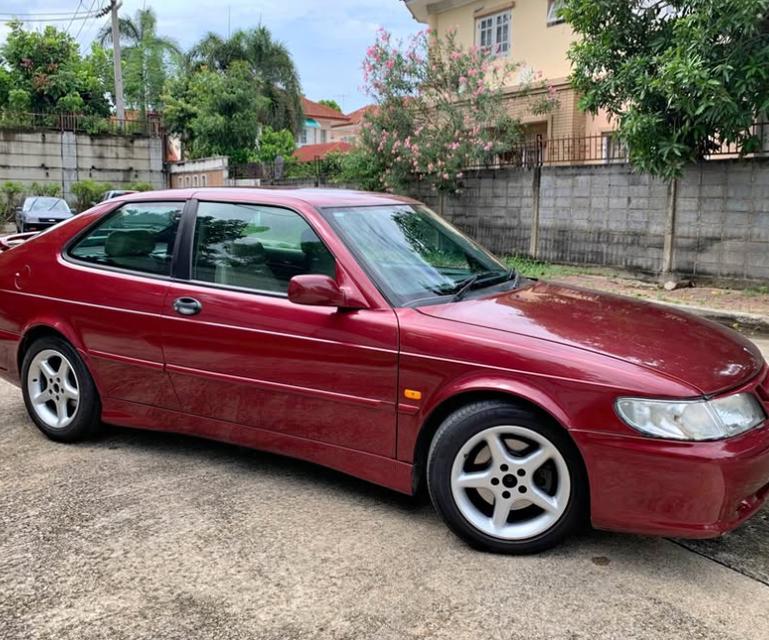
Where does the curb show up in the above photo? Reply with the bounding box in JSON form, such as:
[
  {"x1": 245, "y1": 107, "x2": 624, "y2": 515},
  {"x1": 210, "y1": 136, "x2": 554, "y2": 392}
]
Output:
[{"x1": 651, "y1": 299, "x2": 769, "y2": 335}]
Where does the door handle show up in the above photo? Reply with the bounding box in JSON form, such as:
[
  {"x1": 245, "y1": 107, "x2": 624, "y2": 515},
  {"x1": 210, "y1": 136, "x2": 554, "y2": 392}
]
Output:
[{"x1": 173, "y1": 297, "x2": 202, "y2": 316}]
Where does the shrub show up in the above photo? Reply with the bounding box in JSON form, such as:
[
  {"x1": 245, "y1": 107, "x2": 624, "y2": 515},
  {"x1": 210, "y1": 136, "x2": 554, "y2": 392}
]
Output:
[
  {"x1": 71, "y1": 180, "x2": 112, "y2": 212},
  {"x1": 0, "y1": 181, "x2": 24, "y2": 222},
  {"x1": 29, "y1": 182, "x2": 62, "y2": 197},
  {"x1": 127, "y1": 181, "x2": 154, "y2": 192}
]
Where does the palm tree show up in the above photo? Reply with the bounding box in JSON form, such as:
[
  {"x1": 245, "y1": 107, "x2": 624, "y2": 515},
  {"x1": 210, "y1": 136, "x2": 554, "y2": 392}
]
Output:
[
  {"x1": 98, "y1": 8, "x2": 182, "y2": 116},
  {"x1": 188, "y1": 26, "x2": 303, "y2": 135}
]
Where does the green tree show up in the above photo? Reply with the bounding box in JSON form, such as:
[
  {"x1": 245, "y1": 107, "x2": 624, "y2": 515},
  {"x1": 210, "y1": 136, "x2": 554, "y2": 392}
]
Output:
[
  {"x1": 0, "y1": 20, "x2": 110, "y2": 115},
  {"x1": 254, "y1": 126, "x2": 296, "y2": 163},
  {"x1": 318, "y1": 99, "x2": 342, "y2": 113},
  {"x1": 563, "y1": 0, "x2": 769, "y2": 179},
  {"x1": 186, "y1": 26, "x2": 303, "y2": 134},
  {"x1": 98, "y1": 8, "x2": 181, "y2": 115},
  {"x1": 164, "y1": 61, "x2": 268, "y2": 163}
]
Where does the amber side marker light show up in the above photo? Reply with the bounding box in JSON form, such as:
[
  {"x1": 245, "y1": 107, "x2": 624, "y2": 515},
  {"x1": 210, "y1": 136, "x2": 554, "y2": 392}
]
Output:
[{"x1": 404, "y1": 389, "x2": 422, "y2": 401}]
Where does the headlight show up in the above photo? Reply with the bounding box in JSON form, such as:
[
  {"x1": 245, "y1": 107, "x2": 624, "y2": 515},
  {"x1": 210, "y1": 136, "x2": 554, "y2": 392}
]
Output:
[{"x1": 615, "y1": 393, "x2": 765, "y2": 441}]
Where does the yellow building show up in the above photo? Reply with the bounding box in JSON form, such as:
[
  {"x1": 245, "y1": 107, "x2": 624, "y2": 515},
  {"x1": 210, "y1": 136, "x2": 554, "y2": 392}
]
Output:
[{"x1": 403, "y1": 0, "x2": 615, "y2": 155}]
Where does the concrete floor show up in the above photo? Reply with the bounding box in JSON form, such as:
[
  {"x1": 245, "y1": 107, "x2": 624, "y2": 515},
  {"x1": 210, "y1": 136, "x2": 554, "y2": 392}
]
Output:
[{"x1": 1, "y1": 342, "x2": 769, "y2": 639}]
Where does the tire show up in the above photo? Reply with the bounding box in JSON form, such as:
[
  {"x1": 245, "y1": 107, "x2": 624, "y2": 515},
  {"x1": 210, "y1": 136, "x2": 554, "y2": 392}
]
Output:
[
  {"x1": 427, "y1": 400, "x2": 588, "y2": 554},
  {"x1": 21, "y1": 336, "x2": 101, "y2": 442}
]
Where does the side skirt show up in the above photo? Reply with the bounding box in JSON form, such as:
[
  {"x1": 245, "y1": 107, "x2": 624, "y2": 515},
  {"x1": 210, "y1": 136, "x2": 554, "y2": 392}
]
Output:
[{"x1": 101, "y1": 398, "x2": 415, "y2": 495}]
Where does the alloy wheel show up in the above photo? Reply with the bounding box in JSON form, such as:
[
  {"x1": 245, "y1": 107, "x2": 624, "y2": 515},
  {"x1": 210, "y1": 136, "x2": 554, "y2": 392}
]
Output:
[
  {"x1": 26, "y1": 349, "x2": 80, "y2": 430},
  {"x1": 450, "y1": 425, "x2": 571, "y2": 540}
]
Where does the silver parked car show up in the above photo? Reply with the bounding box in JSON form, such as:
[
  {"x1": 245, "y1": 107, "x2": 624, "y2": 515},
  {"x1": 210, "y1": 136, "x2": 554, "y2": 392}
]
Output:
[{"x1": 15, "y1": 197, "x2": 73, "y2": 233}]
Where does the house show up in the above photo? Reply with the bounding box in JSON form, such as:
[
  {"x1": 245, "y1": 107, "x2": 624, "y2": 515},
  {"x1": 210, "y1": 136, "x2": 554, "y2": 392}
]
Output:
[
  {"x1": 402, "y1": 0, "x2": 615, "y2": 153},
  {"x1": 298, "y1": 97, "x2": 351, "y2": 147},
  {"x1": 293, "y1": 100, "x2": 376, "y2": 162},
  {"x1": 330, "y1": 105, "x2": 378, "y2": 143},
  {"x1": 293, "y1": 141, "x2": 352, "y2": 163}
]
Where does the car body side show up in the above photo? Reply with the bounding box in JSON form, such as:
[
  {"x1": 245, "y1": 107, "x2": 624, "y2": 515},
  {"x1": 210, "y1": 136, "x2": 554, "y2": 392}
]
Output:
[{"x1": 1, "y1": 189, "x2": 768, "y2": 539}]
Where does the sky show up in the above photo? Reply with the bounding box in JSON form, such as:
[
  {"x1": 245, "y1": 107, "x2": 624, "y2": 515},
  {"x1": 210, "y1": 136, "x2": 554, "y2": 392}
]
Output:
[{"x1": 0, "y1": 1, "x2": 423, "y2": 112}]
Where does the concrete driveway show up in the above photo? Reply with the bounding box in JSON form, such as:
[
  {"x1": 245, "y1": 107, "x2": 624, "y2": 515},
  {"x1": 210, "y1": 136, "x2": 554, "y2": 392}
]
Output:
[{"x1": 1, "y1": 343, "x2": 769, "y2": 639}]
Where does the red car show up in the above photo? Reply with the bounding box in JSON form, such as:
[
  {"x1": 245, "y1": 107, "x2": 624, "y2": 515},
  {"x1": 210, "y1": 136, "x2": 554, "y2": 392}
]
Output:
[{"x1": 1, "y1": 188, "x2": 768, "y2": 553}]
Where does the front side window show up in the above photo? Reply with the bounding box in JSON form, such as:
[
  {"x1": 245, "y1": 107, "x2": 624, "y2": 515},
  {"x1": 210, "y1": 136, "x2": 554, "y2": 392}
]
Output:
[
  {"x1": 321, "y1": 205, "x2": 510, "y2": 306},
  {"x1": 476, "y1": 10, "x2": 510, "y2": 57},
  {"x1": 68, "y1": 202, "x2": 183, "y2": 276},
  {"x1": 192, "y1": 201, "x2": 336, "y2": 294}
]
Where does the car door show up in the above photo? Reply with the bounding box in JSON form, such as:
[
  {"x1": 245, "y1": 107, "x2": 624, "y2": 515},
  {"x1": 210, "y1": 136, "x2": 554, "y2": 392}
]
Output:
[
  {"x1": 161, "y1": 199, "x2": 399, "y2": 457},
  {"x1": 61, "y1": 199, "x2": 186, "y2": 410}
]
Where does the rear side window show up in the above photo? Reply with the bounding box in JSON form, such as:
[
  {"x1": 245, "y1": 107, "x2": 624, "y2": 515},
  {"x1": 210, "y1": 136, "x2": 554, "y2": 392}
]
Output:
[
  {"x1": 192, "y1": 201, "x2": 336, "y2": 294},
  {"x1": 68, "y1": 202, "x2": 183, "y2": 276}
]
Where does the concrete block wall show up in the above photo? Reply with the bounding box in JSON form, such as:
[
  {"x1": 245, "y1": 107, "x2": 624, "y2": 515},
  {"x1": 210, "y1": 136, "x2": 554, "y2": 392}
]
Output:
[
  {"x1": 411, "y1": 160, "x2": 769, "y2": 282},
  {"x1": 0, "y1": 129, "x2": 166, "y2": 204}
]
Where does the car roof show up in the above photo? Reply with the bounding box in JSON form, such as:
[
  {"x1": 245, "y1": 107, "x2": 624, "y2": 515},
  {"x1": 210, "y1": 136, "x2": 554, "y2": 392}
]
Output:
[{"x1": 115, "y1": 187, "x2": 419, "y2": 209}]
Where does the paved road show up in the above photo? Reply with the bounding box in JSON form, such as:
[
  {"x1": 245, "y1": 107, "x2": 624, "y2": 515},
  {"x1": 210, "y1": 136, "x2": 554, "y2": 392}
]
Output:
[{"x1": 1, "y1": 342, "x2": 769, "y2": 639}]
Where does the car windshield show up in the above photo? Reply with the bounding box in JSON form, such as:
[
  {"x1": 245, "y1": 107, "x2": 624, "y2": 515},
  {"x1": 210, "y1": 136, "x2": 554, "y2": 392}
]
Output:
[
  {"x1": 321, "y1": 204, "x2": 514, "y2": 306},
  {"x1": 26, "y1": 197, "x2": 69, "y2": 213}
]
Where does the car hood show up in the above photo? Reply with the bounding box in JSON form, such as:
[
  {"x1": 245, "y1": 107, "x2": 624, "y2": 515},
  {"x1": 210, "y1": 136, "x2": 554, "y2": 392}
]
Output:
[{"x1": 417, "y1": 281, "x2": 764, "y2": 396}]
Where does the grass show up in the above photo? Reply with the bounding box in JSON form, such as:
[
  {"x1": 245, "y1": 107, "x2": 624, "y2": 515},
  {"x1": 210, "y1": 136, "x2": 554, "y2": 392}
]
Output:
[
  {"x1": 745, "y1": 285, "x2": 769, "y2": 297},
  {"x1": 504, "y1": 255, "x2": 601, "y2": 279}
]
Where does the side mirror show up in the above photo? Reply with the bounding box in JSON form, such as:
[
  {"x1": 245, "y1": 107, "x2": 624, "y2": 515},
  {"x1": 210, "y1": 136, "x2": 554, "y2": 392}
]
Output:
[{"x1": 288, "y1": 274, "x2": 365, "y2": 309}]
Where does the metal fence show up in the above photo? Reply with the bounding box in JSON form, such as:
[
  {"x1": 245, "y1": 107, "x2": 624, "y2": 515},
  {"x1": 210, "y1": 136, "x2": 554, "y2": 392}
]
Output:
[
  {"x1": 493, "y1": 122, "x2": 769, "y2": 169},
  {"x1": 0, "y1": 110, "x2": 163, "y2": 137}
]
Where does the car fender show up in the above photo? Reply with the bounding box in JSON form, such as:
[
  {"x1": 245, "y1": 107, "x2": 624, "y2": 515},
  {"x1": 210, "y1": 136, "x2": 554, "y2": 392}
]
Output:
[
  {"x1": 421, "y1": 371, "x2": 572, "y2": 431},
  {"x1": 17, "y1": 318, "x2": 92, "y2": 373}
]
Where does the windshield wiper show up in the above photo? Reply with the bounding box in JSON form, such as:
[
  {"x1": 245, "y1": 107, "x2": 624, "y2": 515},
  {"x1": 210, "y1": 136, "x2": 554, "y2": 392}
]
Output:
[{"x1": 450, "y1": 269, "x2": 520, "y2": 302}]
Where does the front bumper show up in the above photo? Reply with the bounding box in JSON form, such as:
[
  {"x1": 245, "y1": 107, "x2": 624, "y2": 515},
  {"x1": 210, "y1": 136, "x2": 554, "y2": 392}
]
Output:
[
  {"x1": 575, "y1": 423, "x2": 769, "y2": 538},
  {"x1": 21, "y1": 222, "x2": 58, "y2": 232}
]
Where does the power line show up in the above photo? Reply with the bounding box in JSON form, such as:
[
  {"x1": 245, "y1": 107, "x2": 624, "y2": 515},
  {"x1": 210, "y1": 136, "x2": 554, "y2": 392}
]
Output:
[
  {"x1": 65, "y1": 1, "x2": 86, "y2": 35},
  {"x1": 73, "y1": 1, "x2": 102, "y2": 41},
  {"x1": 0, "y1": 9, "x2": 97, "y2": 17},
  {"x1": 0, "y1": 13, "x2": 102, "y2": 22}
]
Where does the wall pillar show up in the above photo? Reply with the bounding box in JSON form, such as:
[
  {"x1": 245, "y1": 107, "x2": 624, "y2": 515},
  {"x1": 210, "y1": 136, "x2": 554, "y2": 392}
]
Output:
[
  {"x1": 529, "y1": 166, "x2": 542, "y2": 258},
  {"x1": 60, "y1": 131, "x2": 79, "y2": 202},
  {"x1": 661, "y1": 177, "x2": 678, "y2": 276}
]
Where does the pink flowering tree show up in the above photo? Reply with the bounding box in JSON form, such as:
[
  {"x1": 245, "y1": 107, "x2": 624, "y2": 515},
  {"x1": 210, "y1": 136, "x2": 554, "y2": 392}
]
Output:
[{"x1": 347, "y1": 28, "x2": 526, "y2": 194}]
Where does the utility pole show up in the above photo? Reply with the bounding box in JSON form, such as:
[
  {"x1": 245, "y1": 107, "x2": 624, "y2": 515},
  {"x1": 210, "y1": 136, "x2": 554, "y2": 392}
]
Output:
[{"x1": 110, "y1": 0, "x2": 126, "y2": 123}]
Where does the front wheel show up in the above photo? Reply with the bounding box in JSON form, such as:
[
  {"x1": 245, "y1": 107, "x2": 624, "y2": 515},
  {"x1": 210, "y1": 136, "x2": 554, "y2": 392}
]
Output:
[
  {"x1": 21, "y1": 336, "x2": 101, "y2": 442},
  {"x1": 427, "y1": 400, "x2": 588, "y2": 554}
]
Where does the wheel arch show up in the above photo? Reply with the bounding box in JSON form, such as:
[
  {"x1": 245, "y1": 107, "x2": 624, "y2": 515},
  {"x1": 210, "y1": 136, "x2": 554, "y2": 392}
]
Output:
[
  {"x1": 410, "y1": 383, "x2": 586, "y2": 496},
  {"x1": 17, "y1": 322, "x2": 86, "y2": 376}
]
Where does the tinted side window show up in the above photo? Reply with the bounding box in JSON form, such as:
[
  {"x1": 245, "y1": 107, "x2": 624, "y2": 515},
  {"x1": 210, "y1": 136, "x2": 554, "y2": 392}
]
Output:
[
  {"x1": 192, "y1": 202, "x2": 336, "y2": 294},
  {"x1": 69, "y1": 202, "x2": 183, "y2": 276}
]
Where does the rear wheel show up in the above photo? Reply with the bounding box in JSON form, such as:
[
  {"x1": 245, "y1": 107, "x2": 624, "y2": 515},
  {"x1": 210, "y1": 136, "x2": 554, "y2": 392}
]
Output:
[
  {"x1": 21, "y1": 336, "x2": 101, "y2": 442},
  {"x1": 427, "y1": 400, "x2": 587, "y2": 554}
]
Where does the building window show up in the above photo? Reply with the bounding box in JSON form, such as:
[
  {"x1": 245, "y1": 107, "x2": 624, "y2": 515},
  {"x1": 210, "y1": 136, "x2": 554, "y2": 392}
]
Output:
[
  {"x1": 547, "y1": 0, "x2": 566, "y2": 25},
  {"x1": 300, "y1": 128, "x2": 307, "y2": 145},
  {"x1": 321, "y1": 129, "x2": 327, "y2": 144},
  {"x1": 193, "y1": 175, "x2": 199, "y2": 186},
  {"x1": 201, "y1": 175, "x2": 207, "y2": 186},
  {"x1": 476, "y1": 10, "x2": 510, "y2": 57}
]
